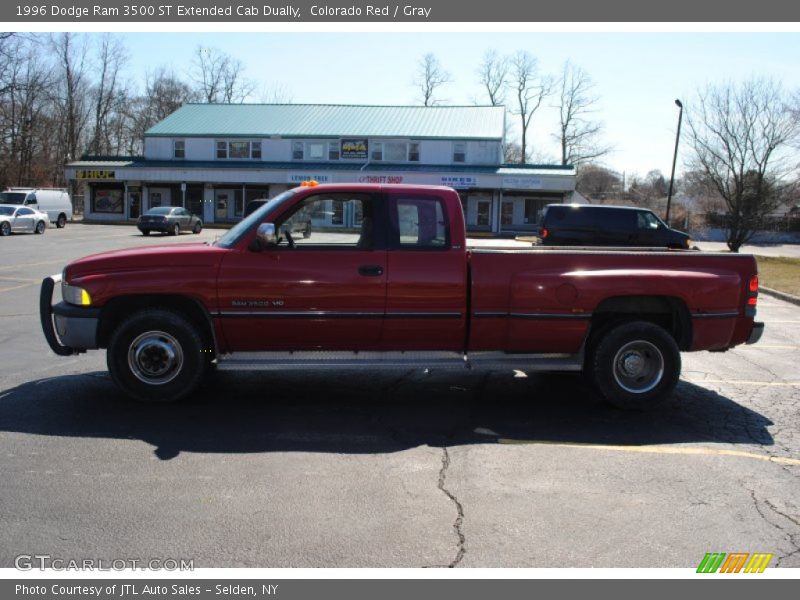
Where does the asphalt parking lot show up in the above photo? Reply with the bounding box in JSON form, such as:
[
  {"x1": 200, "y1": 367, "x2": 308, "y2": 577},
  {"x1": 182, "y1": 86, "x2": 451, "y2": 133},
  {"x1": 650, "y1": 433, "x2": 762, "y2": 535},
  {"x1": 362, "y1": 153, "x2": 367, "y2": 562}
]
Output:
[{"x1": 1, "y1": 223, "x2": 798, "y2": 568}]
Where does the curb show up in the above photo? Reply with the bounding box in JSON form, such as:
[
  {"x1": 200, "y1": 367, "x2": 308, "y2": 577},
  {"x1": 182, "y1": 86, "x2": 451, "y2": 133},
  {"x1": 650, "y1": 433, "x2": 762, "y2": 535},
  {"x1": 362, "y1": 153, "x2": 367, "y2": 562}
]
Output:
[{"x1": 760, "y1": 286, "x2": 800, "y2": 307}]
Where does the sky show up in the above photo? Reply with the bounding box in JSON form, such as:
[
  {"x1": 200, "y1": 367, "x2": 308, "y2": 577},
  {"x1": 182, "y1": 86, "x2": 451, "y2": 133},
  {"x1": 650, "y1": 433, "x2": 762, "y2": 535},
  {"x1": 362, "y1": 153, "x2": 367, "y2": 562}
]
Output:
[{"x1": 116, "y1": 32, "x2": 800, "y2": 178}]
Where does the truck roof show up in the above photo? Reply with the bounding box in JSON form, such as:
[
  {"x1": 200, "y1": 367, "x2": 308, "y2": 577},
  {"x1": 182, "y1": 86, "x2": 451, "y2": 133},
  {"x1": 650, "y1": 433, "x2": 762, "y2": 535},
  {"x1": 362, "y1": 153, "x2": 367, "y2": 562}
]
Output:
[{"x1": 292, "y1": 183, "x2": 459, "y2": 194}]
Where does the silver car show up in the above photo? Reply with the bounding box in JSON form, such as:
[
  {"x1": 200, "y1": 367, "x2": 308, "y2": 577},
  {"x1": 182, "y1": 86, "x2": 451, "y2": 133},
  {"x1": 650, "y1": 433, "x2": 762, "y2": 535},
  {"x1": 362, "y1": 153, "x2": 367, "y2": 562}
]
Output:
[{"x1": 0, "y1": 204, "x2": 49, "y2": 236}]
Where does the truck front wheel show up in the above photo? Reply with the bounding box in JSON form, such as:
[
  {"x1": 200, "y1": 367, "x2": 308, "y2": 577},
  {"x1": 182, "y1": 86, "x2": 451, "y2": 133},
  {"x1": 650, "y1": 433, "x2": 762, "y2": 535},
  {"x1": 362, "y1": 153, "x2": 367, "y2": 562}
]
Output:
[
  {"x1": 588, "y1": 320, "x2": 680, "y2": 410},
  {"x1": 107, "y1": 309, "x2": 206, "y2": 403}
]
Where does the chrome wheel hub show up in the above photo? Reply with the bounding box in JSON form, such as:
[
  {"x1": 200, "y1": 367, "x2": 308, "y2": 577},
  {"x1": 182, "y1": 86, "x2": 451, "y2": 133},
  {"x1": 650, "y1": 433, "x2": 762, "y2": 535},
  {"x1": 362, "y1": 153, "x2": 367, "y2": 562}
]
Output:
[
  {"x1": 128, "y1": 331, "x2": 183, "y2": 385},
  {"x1": 613, "y1": 341, "x2": 664, "y2": 394}
]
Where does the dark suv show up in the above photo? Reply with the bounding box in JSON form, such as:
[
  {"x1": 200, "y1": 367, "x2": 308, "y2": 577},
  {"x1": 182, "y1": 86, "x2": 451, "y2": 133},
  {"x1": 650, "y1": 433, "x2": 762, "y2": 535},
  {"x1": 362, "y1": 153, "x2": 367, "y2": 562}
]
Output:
[{"x1": 539, "y1": 204, "x2": 691, "y2": 249}]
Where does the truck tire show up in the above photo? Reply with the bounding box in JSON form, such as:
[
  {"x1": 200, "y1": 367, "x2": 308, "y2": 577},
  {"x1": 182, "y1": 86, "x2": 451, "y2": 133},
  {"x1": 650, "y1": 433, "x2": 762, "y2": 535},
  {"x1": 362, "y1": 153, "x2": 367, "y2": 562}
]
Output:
[
  {"x1": 107, "y1": 309, "x2": 206, "y2": 403},
  {"x1": 588, "y1": 320, "x2": 680, "y2": 410},
  {"x1": 57, "y1": 214, "x2": 67, "y2": 228}
]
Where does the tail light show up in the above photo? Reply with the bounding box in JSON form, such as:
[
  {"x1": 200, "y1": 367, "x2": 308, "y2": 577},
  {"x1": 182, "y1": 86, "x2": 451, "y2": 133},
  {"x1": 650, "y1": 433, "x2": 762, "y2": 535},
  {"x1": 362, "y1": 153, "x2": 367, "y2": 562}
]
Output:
[
  {"x1": 745, "y1": 274, "x2": 758, "y2": 316},
  {"x1": 539, "y1": 227, "x2": 549, "y2": 239}
]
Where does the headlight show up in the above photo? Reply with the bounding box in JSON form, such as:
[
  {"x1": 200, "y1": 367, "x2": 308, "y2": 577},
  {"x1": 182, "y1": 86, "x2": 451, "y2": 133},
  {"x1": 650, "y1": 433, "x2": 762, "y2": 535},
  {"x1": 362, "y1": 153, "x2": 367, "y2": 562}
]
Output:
[{"x1": 62, "y1": 281, "x2": 92, "y2": 306}]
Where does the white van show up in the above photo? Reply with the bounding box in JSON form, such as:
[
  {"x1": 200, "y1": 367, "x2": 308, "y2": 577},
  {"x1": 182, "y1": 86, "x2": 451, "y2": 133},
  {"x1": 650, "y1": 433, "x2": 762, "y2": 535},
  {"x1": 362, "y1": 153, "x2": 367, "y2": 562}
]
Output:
[{"x1": 0, "y1": 188, "x2": 72, "y2": 228}]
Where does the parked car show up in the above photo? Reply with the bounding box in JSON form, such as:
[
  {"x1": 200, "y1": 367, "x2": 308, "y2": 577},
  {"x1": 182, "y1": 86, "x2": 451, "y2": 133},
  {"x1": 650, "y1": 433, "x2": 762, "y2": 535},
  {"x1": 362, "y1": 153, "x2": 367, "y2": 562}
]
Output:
[
  {"x1": 41, "y1": 184, "x2": 762, "y2": 410},
  {"x1": 137, "y1": 207, "x2": 203, "y2": 236},
  {"x1": 539, "y1": 204, "x2": 692, "y2": 249},
  {"x1": 0, "y1": 204, "x2": 49, "y2": 236},
  {"x1": 0, "y1": 188, "x2": 72, "y2": 228},
  {"x1": 245, "y1": 199, "x2": 312, "y2": 238}
]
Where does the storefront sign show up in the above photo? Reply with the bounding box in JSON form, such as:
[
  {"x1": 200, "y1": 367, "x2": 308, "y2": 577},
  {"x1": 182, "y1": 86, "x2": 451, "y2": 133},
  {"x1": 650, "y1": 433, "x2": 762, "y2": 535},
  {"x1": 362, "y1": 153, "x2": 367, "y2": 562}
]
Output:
[
  {"x1": 341, "y1": 139, "x2": 368, "y2": 160},
  {"x1": 77, "y1": 170, "x2": 115, "y2": 180},
  {"x1": 288, "y1": 174, "x2": 331, "y2": 184},
  {"x1": 357, "y1": 175, "x2": 404, "y2": 184},
  {"x1": 502, "y1": 177, "x2": 543, "y2": 189},
  {"x1": 441, "y1": 176, "x2": 477, "y2": 189}
]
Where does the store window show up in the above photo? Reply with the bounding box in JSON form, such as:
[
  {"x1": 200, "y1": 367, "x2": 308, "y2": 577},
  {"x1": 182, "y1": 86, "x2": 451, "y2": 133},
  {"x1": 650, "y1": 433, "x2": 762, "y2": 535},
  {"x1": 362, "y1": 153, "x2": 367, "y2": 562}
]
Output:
[
  {"x1": 292, "y1": 141, "x2": 304, "y2": 160},
  {"x1": 307, "y1": 142, "x2": 325, "y2": 160},
  {"x1": 173, "y1": 140, "x2": 185, "y2": 159},
  {"x1": 453, "y1": 142, "x2": 466, "y2": 163},
  {"x1": 216, "y1": 140, "x2": 262, "y2": 160},
  {"x1": 328, "y1": 142, "x2": 340, "y2": 160},
  {"x1": 524, "y1": 198, "x2": 549, "y2": 224},
  {"x1": 477, "y1": 201, "x2": 491, "y2": 226},
  {"x1": 384, "y1": 142, "x2": 407, "y2": 161},
  {"x1": 501, "y1": 202, "x2": 514, "y2": 225},
  {"x1": 92, "y1": 187, "x2": 124, "y2": 214},
  {"x1": 369, "y1": 141, "x2": 419, "y2": 162},
  {"x1": 229, "y1": 141, "x2": 249, "y2": 159}
]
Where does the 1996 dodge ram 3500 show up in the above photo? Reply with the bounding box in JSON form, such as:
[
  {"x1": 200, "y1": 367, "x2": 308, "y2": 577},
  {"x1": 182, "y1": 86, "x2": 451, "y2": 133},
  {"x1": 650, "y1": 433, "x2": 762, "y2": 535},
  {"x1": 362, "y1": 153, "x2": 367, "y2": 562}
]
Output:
[{"x1": 41, "y1": 184, "x2": 764, "y2": 409}]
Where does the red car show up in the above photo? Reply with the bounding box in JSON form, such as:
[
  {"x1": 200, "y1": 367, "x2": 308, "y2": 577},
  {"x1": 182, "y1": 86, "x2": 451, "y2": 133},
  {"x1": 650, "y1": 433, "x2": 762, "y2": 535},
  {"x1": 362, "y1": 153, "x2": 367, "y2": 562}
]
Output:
[{"x1": 41, "y1": 184, "x2": 762, "y2": 409}]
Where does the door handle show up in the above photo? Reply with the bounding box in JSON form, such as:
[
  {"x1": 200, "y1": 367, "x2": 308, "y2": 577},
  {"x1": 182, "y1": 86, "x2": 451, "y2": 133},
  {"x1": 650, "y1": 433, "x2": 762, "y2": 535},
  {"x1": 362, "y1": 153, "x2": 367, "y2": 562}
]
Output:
[{"x1": 358, "y1": 265, "x2": 384, "y2": 277}]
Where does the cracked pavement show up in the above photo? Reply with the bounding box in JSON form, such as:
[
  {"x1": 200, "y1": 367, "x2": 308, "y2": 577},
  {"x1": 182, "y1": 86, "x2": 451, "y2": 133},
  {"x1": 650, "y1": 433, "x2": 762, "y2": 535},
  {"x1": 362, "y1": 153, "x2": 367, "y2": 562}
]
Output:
[{"x1": 1, "y1": 225, "x2": 799, "y2": 568}]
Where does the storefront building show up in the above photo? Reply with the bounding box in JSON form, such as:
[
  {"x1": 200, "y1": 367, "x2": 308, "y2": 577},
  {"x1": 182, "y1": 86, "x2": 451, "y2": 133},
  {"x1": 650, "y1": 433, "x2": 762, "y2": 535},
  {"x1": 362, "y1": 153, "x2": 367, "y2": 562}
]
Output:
[{"x1": 66, "y1": 104, "x2": 576, "y2": 234}]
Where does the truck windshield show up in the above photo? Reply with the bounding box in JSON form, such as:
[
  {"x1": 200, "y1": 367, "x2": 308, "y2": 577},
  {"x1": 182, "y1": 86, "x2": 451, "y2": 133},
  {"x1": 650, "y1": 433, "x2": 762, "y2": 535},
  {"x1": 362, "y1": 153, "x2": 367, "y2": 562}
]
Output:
[
  {"x1": 214, "y1": 189, "x2": 298, "y2": 248},
  {"x1": 0, "y1": 192, "x2": 27, "y2": 205}
]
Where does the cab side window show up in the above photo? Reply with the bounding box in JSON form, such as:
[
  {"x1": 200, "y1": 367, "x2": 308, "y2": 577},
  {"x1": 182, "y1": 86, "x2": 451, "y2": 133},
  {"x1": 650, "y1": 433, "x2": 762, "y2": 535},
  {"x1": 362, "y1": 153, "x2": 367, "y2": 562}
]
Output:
[
  {"x1": 275, "y1": 193, "x2": 376, "y2": 249},
  {"x1": 391, "y1": 196, "x2": 448, "y2": 249}
]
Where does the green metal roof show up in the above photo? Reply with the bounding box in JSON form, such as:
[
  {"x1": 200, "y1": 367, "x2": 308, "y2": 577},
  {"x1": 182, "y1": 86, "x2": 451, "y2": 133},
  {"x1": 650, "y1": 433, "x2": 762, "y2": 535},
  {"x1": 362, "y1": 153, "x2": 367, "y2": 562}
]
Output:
[{"x1": 145, "y1": 104, "x2": 506, "y2": 140}]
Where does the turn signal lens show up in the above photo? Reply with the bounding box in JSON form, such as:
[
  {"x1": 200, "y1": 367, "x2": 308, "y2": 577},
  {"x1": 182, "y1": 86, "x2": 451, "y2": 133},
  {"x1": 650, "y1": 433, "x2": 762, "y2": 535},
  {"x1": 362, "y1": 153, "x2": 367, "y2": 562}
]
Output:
[
  {"x1": 747, "y1": 296, "x2": 758, "y2": 306},
  {"x1": 62, "y1": 283, "x2": 92, "y2": 306}
]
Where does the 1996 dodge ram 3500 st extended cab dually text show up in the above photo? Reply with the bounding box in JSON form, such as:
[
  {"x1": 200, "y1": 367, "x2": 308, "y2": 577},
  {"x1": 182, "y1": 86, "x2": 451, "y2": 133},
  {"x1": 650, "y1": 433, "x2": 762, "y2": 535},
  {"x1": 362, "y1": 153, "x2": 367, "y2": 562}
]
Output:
[{"x1": 41, "y1": 184, "x2": 764, "y2": 409}]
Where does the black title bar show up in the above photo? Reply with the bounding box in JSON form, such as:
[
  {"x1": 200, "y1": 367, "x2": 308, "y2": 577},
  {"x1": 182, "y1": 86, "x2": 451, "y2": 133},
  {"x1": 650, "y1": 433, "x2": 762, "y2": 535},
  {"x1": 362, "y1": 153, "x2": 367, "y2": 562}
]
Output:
[{"x1": 4, "y1": 0, "x2": 800, "y2": 22}]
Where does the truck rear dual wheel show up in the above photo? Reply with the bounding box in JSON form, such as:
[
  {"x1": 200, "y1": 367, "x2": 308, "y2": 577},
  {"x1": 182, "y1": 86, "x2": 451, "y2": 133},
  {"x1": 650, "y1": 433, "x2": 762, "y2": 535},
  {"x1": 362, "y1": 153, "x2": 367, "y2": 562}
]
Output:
[
  {"x1": 589, "y1": 320, "x2": 680, "y2": 410},
  {"x1": 107, "y1": 309, "x2": 208, "y2": 403}
]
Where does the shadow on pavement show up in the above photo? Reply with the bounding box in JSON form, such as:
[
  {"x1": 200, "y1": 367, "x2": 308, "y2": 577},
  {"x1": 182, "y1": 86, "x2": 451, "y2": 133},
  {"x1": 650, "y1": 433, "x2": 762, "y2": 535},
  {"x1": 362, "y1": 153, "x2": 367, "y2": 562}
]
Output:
[{"x1": 0, "y1": 369, "x2": 773, "y2": 460}]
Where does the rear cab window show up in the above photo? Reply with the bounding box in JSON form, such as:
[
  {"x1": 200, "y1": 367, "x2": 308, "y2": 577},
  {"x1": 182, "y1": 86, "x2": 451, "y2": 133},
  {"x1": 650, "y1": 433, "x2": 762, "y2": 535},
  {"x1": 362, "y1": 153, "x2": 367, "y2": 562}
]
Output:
[{"x1": 389, "y1": 194, "x2": 449, "y2": 250}]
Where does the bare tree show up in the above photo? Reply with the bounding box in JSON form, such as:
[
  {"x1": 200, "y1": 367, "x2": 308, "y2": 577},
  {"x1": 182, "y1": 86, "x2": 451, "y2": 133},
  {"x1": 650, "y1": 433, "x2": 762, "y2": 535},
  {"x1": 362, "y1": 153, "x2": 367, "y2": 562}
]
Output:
[
  {"x1": 508, "y1": 51, "x2": 552, "y2": 163},
  {"x1": 88, "y1": 33, "x2": 128, "y2": 155},
  {"x1": 554, "y1": 60, "x2": 611, "y2": 167},
  {"x1": 685, "y1": 77, "x2": 799, "y2": 251},
  {"x1": 122, "y1": 68, "x2": 196, "y2": 155},
  {"x1": 477, "y1": 50, "x2": 508, "y2": 106},
  {"x1": 50, "y1": 33, "x2": 92, "y2": 169},
  {"x1": 0, "y1": 34, "x2": 54, "y2": 188},
  {"x1": 576, "y1": 164, "x2": 622, "y2": 199},
  {"x1": 191, "y1": 46, "x2": 254, "y2": 103},
  {"x1": 414, "y1": 53, "x2": 451, "y2": 107},
  {"x1": 257, "y1": 83, "x2": 294, "y2": 104}
]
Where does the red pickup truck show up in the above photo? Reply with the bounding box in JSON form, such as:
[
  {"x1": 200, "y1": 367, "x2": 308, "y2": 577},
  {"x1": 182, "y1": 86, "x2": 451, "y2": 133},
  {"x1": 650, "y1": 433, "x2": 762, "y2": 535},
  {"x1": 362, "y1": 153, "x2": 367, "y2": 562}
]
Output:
[{"x1": 41, "y1": 184, "x2": 763, "y2": 409}]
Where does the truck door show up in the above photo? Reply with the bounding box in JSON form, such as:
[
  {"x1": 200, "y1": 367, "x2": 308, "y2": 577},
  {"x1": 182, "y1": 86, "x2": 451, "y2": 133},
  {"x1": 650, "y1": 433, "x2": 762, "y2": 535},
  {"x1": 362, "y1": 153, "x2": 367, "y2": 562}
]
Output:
[
  {"x1": 380, "y1": 192, "x2": 467, "y2": 351},
  {"x1": 217, "y1": 192, "x2": 387, "y2": 351}
]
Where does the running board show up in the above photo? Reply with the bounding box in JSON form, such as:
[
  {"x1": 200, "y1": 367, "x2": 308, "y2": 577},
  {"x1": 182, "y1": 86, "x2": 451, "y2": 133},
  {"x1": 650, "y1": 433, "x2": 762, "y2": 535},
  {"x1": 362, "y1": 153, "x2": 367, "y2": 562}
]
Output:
[{"x1": 216, "y1": 351, "x2": 583, "y2": 372}]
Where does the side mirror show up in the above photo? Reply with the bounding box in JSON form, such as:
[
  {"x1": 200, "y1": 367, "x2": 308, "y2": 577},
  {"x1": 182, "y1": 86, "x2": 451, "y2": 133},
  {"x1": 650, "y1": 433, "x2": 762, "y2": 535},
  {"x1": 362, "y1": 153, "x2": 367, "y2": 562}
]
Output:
[{"x1": 252, "y1": 222, "x2": 277, "y2": 250}]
